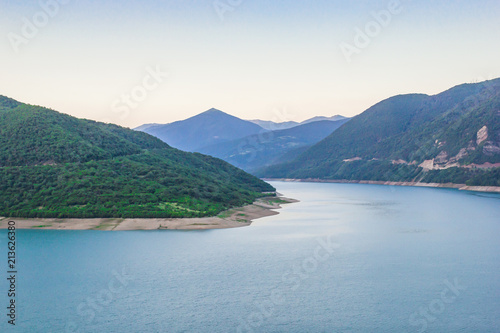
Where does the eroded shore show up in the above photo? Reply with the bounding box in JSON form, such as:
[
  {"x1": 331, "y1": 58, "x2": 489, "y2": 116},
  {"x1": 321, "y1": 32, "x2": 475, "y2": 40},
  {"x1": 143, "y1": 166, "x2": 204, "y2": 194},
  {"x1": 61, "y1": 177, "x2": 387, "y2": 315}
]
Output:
[
  {"x1": 0, "y1": 196, "x2": 298, "y2": 231},
  {"x1": 264, "y1": 178, "x2": 500, "y2": 193}
]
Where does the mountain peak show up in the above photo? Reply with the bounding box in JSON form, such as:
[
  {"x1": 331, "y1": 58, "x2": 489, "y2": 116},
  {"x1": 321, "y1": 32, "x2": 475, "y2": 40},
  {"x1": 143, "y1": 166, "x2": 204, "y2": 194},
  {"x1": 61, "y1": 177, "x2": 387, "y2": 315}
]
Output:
[
  {"x1": 137, "y1": 108, "x2": 263, "y2": 152},
  {"x1": 300, "y1": 115, "x2": 348, "y2": 125},
  {"x1": 203, "y1": 108, "x2": 225, "y2": 114}
]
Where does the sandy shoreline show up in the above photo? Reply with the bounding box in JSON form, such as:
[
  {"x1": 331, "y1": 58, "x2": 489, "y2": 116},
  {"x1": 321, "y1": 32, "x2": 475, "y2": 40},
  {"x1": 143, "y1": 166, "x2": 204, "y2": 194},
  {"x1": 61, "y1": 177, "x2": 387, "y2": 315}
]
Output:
[
  {"x1": 0, "y1": 196, "x2": 298, "y2": 231},
  {"x1": 264, "y1": 178, "x2": 500, "y2": 193}
]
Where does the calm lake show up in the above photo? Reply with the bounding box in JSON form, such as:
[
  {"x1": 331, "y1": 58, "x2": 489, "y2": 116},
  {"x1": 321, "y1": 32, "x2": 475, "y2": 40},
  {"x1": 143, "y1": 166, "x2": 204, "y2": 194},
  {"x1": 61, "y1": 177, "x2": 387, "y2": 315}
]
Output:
[{"x1": 1, "y1": 181, "x2": 500, "y2": 332}]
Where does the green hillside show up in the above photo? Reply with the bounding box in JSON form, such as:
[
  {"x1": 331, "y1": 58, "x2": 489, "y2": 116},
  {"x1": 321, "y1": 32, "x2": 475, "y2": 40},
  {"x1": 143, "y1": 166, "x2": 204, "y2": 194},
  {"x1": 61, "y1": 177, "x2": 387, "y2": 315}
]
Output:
[
  {"x1": 258, "y1": 79, "x2": 500, "y2": 186},
  {"x1": 0, "y1": 96, "x2": 274, "y2": 218}
]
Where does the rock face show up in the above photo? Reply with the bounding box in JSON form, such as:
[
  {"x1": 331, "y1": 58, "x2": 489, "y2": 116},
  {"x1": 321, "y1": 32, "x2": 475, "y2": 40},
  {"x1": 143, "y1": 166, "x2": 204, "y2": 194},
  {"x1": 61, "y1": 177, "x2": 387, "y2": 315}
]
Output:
[
  {"x1": 477, "y1": 126, "x2": 488, "y2": 145},
  {"x1": 428, "y1": 125, "x2": 498, "y2": 167},
  {"x1": 451, "y1": 148, "x2": 469, "y2": 162},
  {"x1": 476, "y1": 125, "x2": 500, "y2": 156},
  {"x1": 434, "y1": 151, "x2": 448, "y2": 164},
  {"x1": 419, "y1": 159, "x2": 435, "y2": 171},
  {"x1": 259, "y1": 79, "x2": 500, "y2": 186},
  {"x1": 483, "y1": 142, "x2": 500, "y2": 156},
  {"x1": 343, "y1": 157, "x2": 362, "y2": 162}
]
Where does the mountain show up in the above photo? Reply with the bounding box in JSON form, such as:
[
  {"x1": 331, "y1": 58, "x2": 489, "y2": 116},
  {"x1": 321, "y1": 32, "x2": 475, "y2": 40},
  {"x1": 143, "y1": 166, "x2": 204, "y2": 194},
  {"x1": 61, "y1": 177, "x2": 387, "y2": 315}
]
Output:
[
  {"x1": 198, "y1": 118, "x2": 350, "y2": 173},
  {"x1": 258, "y1": 79, "x2": 500, "y2": 186},
  {"x1": 136, "y1": 108, "x2": 264, "y2": 152},
  {"x1": 248, "y1": 115, "x2": 348, "y2": 130},
  {"x1": 248, "y1": 119, "x2": 299, "y2": 130},
  {"x1": 300, "y1": 115, "x2": 348, "y2": 125},
  {"x1": 0, "y1": 96, "x2": 274, "y2": 218},
  {"x1": 134, "y1": 123, "x2": 161, "y2": 132}
]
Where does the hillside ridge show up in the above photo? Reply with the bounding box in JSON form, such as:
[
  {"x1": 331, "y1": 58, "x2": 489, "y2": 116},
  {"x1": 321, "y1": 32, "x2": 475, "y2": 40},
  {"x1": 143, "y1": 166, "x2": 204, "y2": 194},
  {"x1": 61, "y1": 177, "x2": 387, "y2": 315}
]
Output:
[{"x1": 0, "y1": 97, "x2": 275, "y2": 219}]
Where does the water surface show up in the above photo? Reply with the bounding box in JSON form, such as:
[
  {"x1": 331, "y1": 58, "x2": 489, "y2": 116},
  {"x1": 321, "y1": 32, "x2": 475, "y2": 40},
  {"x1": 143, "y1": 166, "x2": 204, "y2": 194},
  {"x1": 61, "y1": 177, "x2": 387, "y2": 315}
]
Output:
[{"x1": 1, "y1": 181, "x2": 499, "y2": 332}]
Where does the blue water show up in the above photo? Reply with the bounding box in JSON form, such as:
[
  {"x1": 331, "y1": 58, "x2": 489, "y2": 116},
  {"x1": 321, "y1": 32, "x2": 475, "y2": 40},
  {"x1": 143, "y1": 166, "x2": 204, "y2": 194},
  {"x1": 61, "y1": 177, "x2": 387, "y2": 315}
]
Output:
[{"x1": 1, "y1": 181, "x2": 500, "y2": 332}]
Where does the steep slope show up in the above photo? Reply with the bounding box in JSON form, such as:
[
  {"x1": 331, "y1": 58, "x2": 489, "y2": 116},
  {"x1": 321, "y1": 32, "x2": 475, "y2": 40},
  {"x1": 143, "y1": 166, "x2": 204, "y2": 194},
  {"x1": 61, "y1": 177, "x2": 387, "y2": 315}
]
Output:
[
  {"x1": 198, "y1": 119, "x2": 350, "y2": 173},
  {"x1": 259, "y1": 79, "x2": 500, "y2": 186},
  {"x1": 0, "y1": 97, "x2": 165, "y2": 167},
  {"x1": 0, "y1": 96, "x2": 274, "y2": 218},
  {"x1": 136, "y1": 108, "x2": 264, "y2": 152}
]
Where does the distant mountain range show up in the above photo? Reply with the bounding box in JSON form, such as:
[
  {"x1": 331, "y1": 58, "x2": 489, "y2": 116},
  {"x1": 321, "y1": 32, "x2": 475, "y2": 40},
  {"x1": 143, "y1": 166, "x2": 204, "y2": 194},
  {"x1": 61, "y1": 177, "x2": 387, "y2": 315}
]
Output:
[
  {"x1": 0, "y1": 96, "x2": 274, "y2": 219},
  {"x1": 258, "y1": 79, "x2": 500, "y2": 186},
  {"x1": 6, "y1": 77, "x2": 497, "y2": 219},
  {"x1": 198, "y1": 119, "x2": 350, "y2": 173},
  {"x1": 135, "y1": 108, "x2": 263, "y2": 152},
  {"x1": 136, "y1": 110, "x2": 350, "y2": 172},
  {"x1": 248, "y1": 115, "x2": 347, "y2": 130},
  {"x1": 246, "y1": 119, "x2": 298, "y2": 131}
]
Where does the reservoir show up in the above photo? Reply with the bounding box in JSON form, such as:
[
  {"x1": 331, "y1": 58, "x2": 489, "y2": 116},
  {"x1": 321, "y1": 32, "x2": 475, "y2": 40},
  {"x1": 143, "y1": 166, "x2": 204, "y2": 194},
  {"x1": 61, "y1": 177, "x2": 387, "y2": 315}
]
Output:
[{"x1": 2, "y1": 181, "x2": 499, "y2": 332}]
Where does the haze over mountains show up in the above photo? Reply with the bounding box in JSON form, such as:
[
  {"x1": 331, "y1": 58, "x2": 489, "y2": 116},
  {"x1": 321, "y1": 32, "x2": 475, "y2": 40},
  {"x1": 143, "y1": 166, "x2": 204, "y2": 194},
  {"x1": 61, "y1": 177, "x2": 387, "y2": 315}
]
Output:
[
  {"x1": 135, "y1": 108, "x2": 264, "y2": 152},
  {"x1": 135, "y1": 79, "x2": 500, "y2": 187},
  {"x1": 3, "y1": 76, "x2": 497, "y2": 221},
  {"x1": 198, "y1": 119, "x2": 350, "y2": 172},
  {"x1": 258, "y1": 79, "x2": 500, "y2": 186},
  {"x1": 248, "y1": 115, "x2": 348, "y2": 130},
  {"x1": 0, "y1": 96, "x2": 273, "y2": 218},
  {"x1": 136, "y1": 110, "x2": 351, "y2": 172}
]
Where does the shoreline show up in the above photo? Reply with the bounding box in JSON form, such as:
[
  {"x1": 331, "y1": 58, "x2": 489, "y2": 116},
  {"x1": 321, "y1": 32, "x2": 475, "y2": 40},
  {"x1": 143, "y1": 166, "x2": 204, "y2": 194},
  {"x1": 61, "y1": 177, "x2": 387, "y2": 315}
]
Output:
[
  {"x1": 264, "y1": 178, "x2": 500, "y2": 193},
  {"x1": 0, "y1": 196, "x2": 298, "y2": 231}
]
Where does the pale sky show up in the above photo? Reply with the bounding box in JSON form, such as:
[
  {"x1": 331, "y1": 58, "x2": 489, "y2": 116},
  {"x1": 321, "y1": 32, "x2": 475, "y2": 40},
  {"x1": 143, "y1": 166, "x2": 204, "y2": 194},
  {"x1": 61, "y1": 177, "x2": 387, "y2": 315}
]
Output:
[{"x1": 1, "y1": 0, "x2": 499, "y2": 128}]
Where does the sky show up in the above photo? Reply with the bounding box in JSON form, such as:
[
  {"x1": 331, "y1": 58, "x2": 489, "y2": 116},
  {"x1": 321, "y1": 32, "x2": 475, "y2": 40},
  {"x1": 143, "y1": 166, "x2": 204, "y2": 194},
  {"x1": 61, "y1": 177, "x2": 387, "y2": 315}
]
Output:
[{"x1": 1, "y1": 0, "x2": 499, "y2": 128}]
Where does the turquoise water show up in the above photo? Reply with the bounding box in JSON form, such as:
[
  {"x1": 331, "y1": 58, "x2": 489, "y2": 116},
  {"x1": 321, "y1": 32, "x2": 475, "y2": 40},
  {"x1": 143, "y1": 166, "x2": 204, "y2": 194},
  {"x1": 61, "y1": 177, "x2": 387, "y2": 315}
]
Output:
[{"x1": 1, "y1": 181, "x2": 500, "y2": 332}]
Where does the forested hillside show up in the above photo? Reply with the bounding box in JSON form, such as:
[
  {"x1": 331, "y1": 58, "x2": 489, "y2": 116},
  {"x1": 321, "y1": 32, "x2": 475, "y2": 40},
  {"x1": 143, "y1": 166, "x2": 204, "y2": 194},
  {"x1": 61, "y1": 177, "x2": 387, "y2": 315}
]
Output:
[
  {"x1": 0, "y1": 96, "x2": 274, "y2": 218},
  {"x1": 259, "y1": 79, "x2": 500, "y2": 186}
]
